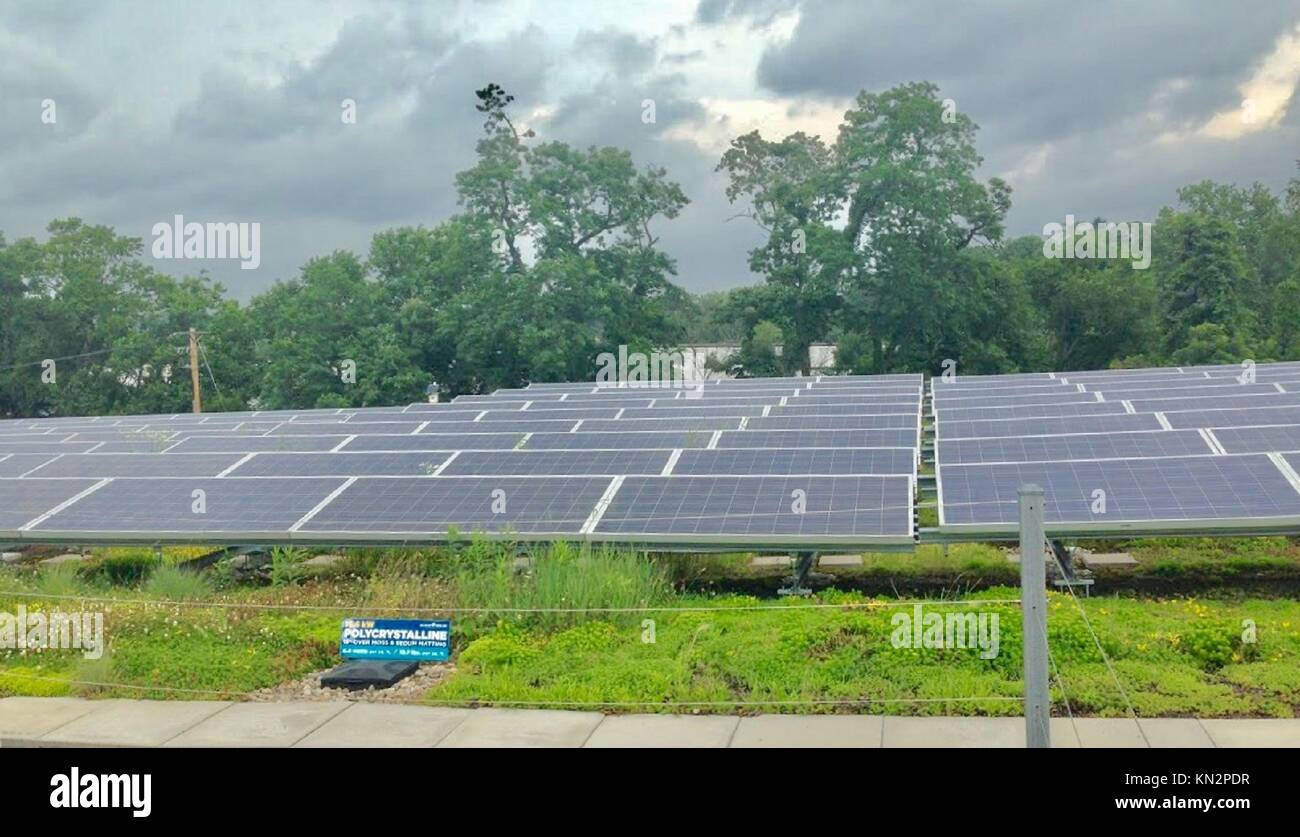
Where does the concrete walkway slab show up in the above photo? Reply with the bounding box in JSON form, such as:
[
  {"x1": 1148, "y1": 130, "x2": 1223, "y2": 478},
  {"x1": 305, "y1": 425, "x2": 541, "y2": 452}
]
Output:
[
  {"x1": 1066, "y1": 717, "x2": 1147, "y2": 748},
  {"x1": 37, "y1": 699, "x2": 230, "y2": 747},
  {"x1": 818, "y1": 554, "x2": 863, "y2": 567},
  {"x1": 1138, "y1": 718, "x2": 1215, "y2": 748},
  {"x1": 1201, "y1": 718, "x2": 1300, "y2": 748},
  {"x1": 436, "y1": 708, "x2": 602, "y2": 748},
  {"x1": 295, "y1": 704, "x2": 470, "y2": 748},
  {"x1": 881, "y1": 716, "x2": 1084, "y2": 748},
  {"x1": 584, "y1": 714, "x2": 738, "y2": 748},
  {"x1": 164, "y1": 701, "x2": 346, "y2": 747},
  {"x1": 731, "y1": 714, "x2": 883, "y2": 748},
  {"x1": 0, "y1": 696, "x2": 98, "y2": 740}
]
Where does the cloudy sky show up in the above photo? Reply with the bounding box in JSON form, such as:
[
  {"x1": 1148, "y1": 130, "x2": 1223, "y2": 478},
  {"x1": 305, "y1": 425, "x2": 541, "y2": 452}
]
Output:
[{"x1": 4, "y1": 0, "x2": 1300, "y2": 299}]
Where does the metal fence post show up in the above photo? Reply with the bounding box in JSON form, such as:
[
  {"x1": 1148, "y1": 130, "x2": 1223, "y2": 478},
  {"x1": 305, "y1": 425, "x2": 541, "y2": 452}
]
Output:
[{"x1": 1019, "y1": 484, "x2": 1050, "y2": 749}]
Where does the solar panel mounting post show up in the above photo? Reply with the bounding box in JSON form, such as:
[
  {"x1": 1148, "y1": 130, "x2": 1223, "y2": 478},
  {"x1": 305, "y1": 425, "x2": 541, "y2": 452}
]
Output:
[
  {"x1": 778, "y1": 551, "x2": 817, "y2": 596},
  {"x1": 1018, "y1": 484, "x2": 1050, "y2": 749}
]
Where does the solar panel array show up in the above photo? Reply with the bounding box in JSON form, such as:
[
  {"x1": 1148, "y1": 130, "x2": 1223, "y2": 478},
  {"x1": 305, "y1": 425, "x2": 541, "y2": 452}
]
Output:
[
  {"x1": 0, "y1": 374, "x2": 923, "y2": 549},
  {"x1": 933, "y1": 361, "x2": 1300, "y2": 536}
]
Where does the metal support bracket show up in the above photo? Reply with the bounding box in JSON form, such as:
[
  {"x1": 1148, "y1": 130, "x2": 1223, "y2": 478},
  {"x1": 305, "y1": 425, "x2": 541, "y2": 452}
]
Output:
[{"x1": 778, "y1": 551, "x2": 818, "y2": 596}]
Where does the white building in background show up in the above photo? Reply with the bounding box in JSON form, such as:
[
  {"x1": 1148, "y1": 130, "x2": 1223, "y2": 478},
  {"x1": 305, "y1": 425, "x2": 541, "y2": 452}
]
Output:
[{"x1": 675, "y1": 343, "x2": 838, "y2": 379}]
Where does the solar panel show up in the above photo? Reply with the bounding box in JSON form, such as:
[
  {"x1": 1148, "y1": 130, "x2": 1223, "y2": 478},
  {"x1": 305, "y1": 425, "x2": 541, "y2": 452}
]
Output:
[
  {"x1": 1163, "y1": 405, "x2": 1300, "y2": 430},
  {"x1": 936, "y1": 413, "x2": 1162, "y2": 439},
  {"x1": 89, "y1": 440, "x2": 192, "y2": 454},
  {"x1": 269, "y1": 421, "x2": 427, "y2": 435},
  {"x1": 938, "y1": 454, "x2": 1300, "y2": 534},
  {"x1": 591, "y1": 475, "x2": 913, "y2": 545},
  {"x1": 0, "y1": 441, "x2": 102, "y2": 454},
  {"x1": 339, "y1": 433, "x2": 524, "y2": 451},
  {"x1": 1211, "y1": 426, "x2": 1300, "y2": 454},
  {"x1": 745, "y1": 414, "x2": 919, "y2": 430},
  {"x1": 439, "y1": 449, "x2": 672, "y2": 476},
  {"x1": 28, "y1": 477, "x2": 348, "y2": 537},
  {"x1": 770, "y1": 403, "x2": 919, "y2": 416},
  {"x1": 165, "y1": 435, "x2": 349, "y2": 453},
  {"x1": 226, "y1": 452, "x2": 453, "y2": 477},
  {"x1": 934, "y1": 401, "x2": 1129, "y2": 422},
  {"x1": 521, "y1": 431, "x2": 713, "y2": 450},
  {"x1": 0, "y1": 454, "x2": 58, "y2": 478},
  {"x1": 0, "y1": 478, "x2": 105, "y2": 533},
  {"x1": 930, "y1": 392, "x2": 1100, "y2": 409},
  {"x1": 618, "y1": 406, "x2": 766, "y2": 419},
  {"x1": 578, "y1": 418, "x2": 743, "y2": 432},
  {"x1": 482, "y1": 408, "x2": 621, "y2": 421},
  {"x1": 1128, "y1": 392, "x2": 1300, "y2": 413},
  {"x1": 673, "y1": 448, "x2": 915, "y2": 476},
  {"x1": 525, "y1": 399, "x2": 654, "y2": 410},
  {"x1": 22, "y1": 453, "x2": 248, "y2": 478},
  {"x1": 295, "y1": 476, "x2": 612, "y2": 536},
  {"x1": 1088, "y1": 383, "x2": 1281, "y2": 398},
  {"x1": 936, "y1": 430, "x2": 1215, "y2": 464},
  {"x1": 715, "y1": 429, "x2": 920, "y2": 448},
  {"x1": 416, "y1": 420, "x2": 580, "y2": 434}
]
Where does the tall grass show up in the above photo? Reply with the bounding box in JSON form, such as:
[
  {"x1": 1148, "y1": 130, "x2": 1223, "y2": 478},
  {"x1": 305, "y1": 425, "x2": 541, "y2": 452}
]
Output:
[
  {"x1": 143, "y1": 565, "x2": 213, "y2": 601},
  {"x1": 453, "y1": 542, "x2": 672, "y2": 632}
]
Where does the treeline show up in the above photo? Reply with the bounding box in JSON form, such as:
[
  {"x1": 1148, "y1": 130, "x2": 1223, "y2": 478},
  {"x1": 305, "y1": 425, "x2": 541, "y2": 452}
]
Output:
[{"x1": 3, "y1": 82, "x2": 1299, "y2": 418}]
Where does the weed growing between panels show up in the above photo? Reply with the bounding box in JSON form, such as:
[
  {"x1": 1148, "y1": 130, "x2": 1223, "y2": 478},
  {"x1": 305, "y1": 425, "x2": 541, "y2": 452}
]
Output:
[{"x1": 1, "y1": 540, "x2": 1298, "y2": 715}]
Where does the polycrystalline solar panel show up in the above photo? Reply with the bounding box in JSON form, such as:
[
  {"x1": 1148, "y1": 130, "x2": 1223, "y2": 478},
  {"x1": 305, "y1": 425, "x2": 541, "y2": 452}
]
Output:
[
  {"x1": 522, "y1": 430, "x2": 713, "y2": 450},
  {"x1": 1129, "y1": 392, "x2": 1300, "y2": 413},
  {"x1": 1212, "y1": 426, "x2": 1300, "y2": 453},
  {"x1": 416, "y1": 420, "x2": 579, "y2": 434},
  {"x1": 86, "y1": 440, "x2": 186, "y2": 454},
  {"x1": 23, "y1": 453, "x2": 247, "y2": 478},
  {"x1": 440, "y1": 449, "x2": 672, "y2": 476},
  {"x1": 483, "y1": 408, "x2": 620, "y2": 421},
  {"x1": 936, "y1": 430, "x2": 1214, "y2": 465},
  {"x1": 932, "y1": 382, "x2": 1069, "y2": 397},
  {"x1": 745, "y1": 414, "x2": 918, "y2": 430},
  {"x1": 673, "y1": 448, "x2": 915, "y2": 476},
  {"x1": 340, "y1": 433, "x2": 524, "y2": 451},
  {"x1": 226, "y1": 452, "x2": 453, "y2": 477},
  {"x1": 269, "y1": 421, "x2": 426, "y2": 435},
  {"x1": 527, "y1": 399, "x2": 653, "y2": 410},
  {"x1": 770, "y1": 403, "x2": 919, "y2": 416},
  {"x1": 935, "y1": 401, "x2": 1129, "y2": 422},
  {"x1": 592, "y1": 475, "x2": 913, "y2": 543},
  {"x1": 30, "y1": 477, "x2": 348, "y2": 536},
  {"x1": 938, "y1": 454, "x2": 1300, "y2": 532},
  {"x1": 0, "y1": 478, "x2": 104, "y2": 533},
  {"x1": 579, "y1": 418, "x2": 743, "y2": 432},
  {"x1": 0, "y1": 454, "x2": 57, "y2": 477},
  {"x1": 716, "y1": 428, "x2": 920, "y2": 448},
  {"x1": 1089, "y1": 383, "x2": 1281, "y2": 398},
  {"x1": 619, "y1": 406, "x2": 766, "y2": 419},
  {"x1": 166, "y1": 435, "x2": 349, "y2": 453},
  {"x1": 0, "y1": 441, "x2": 102, "y2": 455},
  {"x1": 1164, "y1": 406, "x2": 1300, "y2": 430},
  {"x1": 937, "y1": 413, "x2": 1161, "y2": 439},
  {"x1": 930, "y1": 392, "x2": 1099, "y2": 409},
  {"x1": 0, "y1": 432, "x2": 71, "y2": 442},
  {"x1": 296, "y1": 476, "x2": 612, "y2": 535}
]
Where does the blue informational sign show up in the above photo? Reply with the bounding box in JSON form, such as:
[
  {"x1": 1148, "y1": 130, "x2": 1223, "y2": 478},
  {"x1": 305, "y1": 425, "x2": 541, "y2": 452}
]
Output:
[{"x1": 339, "y1": 618, "x2": 452, "y2": 661}]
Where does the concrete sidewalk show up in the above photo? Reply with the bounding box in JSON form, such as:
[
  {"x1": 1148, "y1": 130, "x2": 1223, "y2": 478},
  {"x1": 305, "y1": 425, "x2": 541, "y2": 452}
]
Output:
[{"x1": 3, "y1": 697, "x2": 1299, "y2": 747}]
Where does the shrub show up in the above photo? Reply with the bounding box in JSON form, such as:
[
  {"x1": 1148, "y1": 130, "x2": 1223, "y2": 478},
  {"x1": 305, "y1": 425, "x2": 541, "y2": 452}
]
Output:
[{"x1": 143, "y1": 565, "x2": 213, "y2": 601}]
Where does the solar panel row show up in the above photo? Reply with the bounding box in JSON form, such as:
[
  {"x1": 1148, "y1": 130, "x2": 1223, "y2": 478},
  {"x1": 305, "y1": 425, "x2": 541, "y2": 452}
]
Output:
[{"x1": 0, "y1": 373, "x2": 926, "y2": 547}]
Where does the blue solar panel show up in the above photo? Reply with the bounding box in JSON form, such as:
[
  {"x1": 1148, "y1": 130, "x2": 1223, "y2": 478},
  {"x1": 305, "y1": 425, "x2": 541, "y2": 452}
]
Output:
[
  {"x1": 937, "y1": 413, "x2": 1162, "y2": 439},
  {"x1": 29, "y1": 477, "x2": 349, "y2": 536},
  {"x1": 673, "y1": 448, "x2": 915, "y2": 476},
  {"x1": 23, "y1": 453, "x2": 247, "y2": 478},
  {"x1": 226, "y1": 452, "x2": 453, "y2": 477},
  {"x1": 746, "y1": 414, "x2": 918, "y2": 430},
  {"x1": 1163, "y1": 405, "x2": 1300, "y2": 429},
  {"x1": 936, "y1": 430, "x2": 1214, "y2": 464},
  {"x1": 938, "y1": 454, "x2": 1300, "y2": 532},
  {"x1": 440, "y1": 449, "x2": 671, "y2": 476},
  {"x1": 0, "y1": 478, "x2": 103, "y2": 532},
  {"x1": 340, "y1": 433, "x2": 523, "y2": 451},
  {"x1": 592, "y1": 475, "x2": 913, "y2": 543},
  {"x1": 296, "y1": 476, "x2": 612, "y2": 536},
  {"x1": 716, "y1": 429, "x2": 920, "y2": 448},
  {"x1": 522, "y1": 431, "x2": 713, "y2": 450},
  {"x1": 1212, "y1": 426, "x2": 1300, "y2": 454},
  {"x1": 935, "y1": 402, "x2": 1128, "y2": 422}
]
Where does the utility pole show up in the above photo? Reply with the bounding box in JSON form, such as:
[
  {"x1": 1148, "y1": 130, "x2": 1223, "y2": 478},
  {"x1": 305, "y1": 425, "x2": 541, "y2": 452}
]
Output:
[{"x1": 188, "y1": 328, "x2": 202, "y2": 414}]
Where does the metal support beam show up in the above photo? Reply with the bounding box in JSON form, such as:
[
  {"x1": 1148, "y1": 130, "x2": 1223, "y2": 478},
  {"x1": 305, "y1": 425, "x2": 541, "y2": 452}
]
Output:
[
  {"x1": 1050, "y1": 539, "x2": 1093, "y2": 596},
  {"x1": 1018, "y1": 484, "x2": 1051, "y2": 749},
  {"x1": 778, "y1": 551, "x2": 817, "y2": 596}
]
